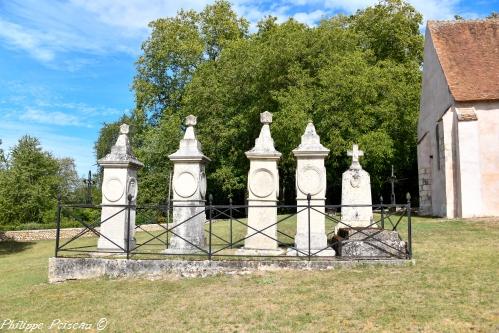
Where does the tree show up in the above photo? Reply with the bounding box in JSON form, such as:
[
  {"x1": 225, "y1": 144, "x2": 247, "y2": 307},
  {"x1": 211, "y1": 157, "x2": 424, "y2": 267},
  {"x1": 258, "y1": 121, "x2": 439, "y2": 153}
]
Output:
[
  {"x1": 96, "y1": 0, "x2": 423, "y2": 204},
  {"x1": 0, "y1": 136, "x2": 60, "y2": 226},
  {"x1": 57, "y1": 157, "x2": 80, "y2": 201},
  {"x1": 132, "y1": 0, "x2": 248, "y2": 124}
]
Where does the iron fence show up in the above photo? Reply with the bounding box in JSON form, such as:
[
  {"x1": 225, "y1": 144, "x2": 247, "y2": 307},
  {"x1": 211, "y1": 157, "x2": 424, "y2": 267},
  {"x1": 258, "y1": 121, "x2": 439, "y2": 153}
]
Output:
[{"x1": 55, "y1": 193, "x2": 412, "y2": 261}]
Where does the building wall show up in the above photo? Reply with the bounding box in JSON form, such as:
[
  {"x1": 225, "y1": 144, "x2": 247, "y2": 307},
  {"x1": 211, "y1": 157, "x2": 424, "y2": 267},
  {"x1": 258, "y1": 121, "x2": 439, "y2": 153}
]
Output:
[
  {"x1": 457, "y1": 101, "x2": 499, "y2": 217},
  {"x1": 418, "y1": 27, "x2": 454, "y2": 216},
  {"x1": 454, "y1": 110, "x2": 482, "y2": 218},
  {"x1": 441, "y1": 109, "x2": 456, "y2": 217},
  {"x1": 418, "y1": 25, "x2": 499, "y2": 218}
]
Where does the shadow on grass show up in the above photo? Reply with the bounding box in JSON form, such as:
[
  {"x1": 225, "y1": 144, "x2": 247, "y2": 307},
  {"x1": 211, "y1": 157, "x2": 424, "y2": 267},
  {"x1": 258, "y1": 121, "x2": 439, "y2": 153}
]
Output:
[{"x1": 0, "y1": 240, "x2": 35, "y2": 256}]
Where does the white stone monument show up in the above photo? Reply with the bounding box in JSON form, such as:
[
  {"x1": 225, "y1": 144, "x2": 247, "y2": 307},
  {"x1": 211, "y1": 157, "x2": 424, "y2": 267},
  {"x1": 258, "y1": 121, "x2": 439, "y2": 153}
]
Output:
[
  {"x1": 337, "y1": 144, "x2": 374, "y2": 232},
  {"x1": 166, "y1": 115, "x2": 210, "y2": 253},
  {"x1": 97, "y1": 124, "x2": 144, "y2": 251},
  {"x1": 288, "y1": 121, "x2": 335, "y2": 256},
  {"x1": 238, "y1": 111, "x2": 282, "y2": 255}
]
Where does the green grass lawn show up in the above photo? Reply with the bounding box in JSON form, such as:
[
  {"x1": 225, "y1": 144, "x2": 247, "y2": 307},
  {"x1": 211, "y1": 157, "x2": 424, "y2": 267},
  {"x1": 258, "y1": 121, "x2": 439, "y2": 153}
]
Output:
[{"x1": 0, "y1": 216, "x2": 498, "y2": 332}]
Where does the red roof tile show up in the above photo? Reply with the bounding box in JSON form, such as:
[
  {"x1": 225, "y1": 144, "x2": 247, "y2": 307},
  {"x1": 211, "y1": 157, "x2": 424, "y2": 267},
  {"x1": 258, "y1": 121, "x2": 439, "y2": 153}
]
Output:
[{"x1": 428, "y1": 20, "x2": 499, "y2": 102}]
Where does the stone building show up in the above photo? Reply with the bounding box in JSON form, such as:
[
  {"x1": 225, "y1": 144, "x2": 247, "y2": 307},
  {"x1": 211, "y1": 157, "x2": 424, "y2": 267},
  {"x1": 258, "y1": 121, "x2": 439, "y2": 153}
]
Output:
[{"x1": 418, "y1": 20, "x2": 499, "y2": 218}]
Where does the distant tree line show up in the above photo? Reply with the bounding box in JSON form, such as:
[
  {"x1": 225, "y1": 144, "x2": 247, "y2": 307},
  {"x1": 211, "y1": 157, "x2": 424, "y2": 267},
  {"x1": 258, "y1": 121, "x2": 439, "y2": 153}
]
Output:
[{"x1": 0, "y1": 137, "x2": 98, "y2": 230}]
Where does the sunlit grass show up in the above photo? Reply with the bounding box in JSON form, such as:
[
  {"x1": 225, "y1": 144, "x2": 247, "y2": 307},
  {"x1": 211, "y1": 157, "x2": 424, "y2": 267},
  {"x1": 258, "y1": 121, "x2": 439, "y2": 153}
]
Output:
[{"x1": 0, "y1": 216, "x2": 498, "y2": 332}]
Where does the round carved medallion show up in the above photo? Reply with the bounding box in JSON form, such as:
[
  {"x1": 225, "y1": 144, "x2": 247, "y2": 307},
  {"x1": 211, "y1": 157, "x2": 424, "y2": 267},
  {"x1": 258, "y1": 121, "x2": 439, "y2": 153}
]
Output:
[
  {"x1": 127, "y1": 177, "x2": 138, "y2": 201},
  {"x1": 103, "y1": 178, "x2": 124, "y2": 202},
  {"x1": 297, "y1": 165, "x2": 323, "y2": 196},
  {"x1": 350, "y1": 170, "x2": 361, "y2": 188},
  {"x1": 249, "y1": 168, "x2": 275, "y2": 198},
  {"x1": 174, "y1": 171, "x2": 198, "y2": 198}
]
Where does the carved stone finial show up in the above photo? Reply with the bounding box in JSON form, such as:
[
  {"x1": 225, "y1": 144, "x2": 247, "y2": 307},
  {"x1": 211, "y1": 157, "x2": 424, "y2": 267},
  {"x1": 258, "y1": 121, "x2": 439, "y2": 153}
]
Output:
[
  {"x1": 347, "y1": 144, "x2": 364, "y2": 169},
  {"x1": 97, "y1": 123, "x2": 143, "y2": 168},
  {"x1": 185, "y1": 115, "x2": 197, "y2": 127},
  {"x1": 292, "y1": 121, "x2": 329, "y2": 155},
  {"x1": 260, "y1": 111, "x2": 272, "y2": 125},
  {"x1": 120, "y1": 123, "x2": 129, "y2": 135}
]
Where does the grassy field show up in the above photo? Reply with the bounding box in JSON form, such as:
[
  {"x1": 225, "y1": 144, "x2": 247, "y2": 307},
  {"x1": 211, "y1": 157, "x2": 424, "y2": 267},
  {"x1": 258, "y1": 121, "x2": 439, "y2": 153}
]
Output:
[{"x1": 0, "y1": 216, "x2": 498, "y2": 332}]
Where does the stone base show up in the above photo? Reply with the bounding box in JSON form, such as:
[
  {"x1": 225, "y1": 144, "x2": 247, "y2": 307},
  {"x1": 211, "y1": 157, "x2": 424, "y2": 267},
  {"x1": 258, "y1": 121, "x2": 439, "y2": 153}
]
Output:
[
  {"x1": 163, "y1": 247, "x2": 207, "y2": 255},
  {"x1": 332, "y1": 228, "x2": 407, "y2": 258},
  {"x1": 97, "y1": 239, "x2": 136, "y2": 253},
  {"x1": 48, "y1": 257, "x2": 415, "y2": 282},
  {"x1": 286, "y1": 248, "x2": 336, "y2": 257},
  {"x1": 235, "y1": 248, "x2": 285, "y2": 256}
]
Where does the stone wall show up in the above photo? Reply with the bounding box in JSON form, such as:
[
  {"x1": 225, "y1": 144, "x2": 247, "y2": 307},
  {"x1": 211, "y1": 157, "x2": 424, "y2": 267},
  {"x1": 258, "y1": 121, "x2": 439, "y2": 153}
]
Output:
[
  {"x1": 418, "y1": 167, "x2": 432, "y2": 215},
  {"x1": 48, "y1": 257, "x2": 415, "y2": 282},
  {"x1": 0, "y1": 224, "x2": 168, "y2": 242}
]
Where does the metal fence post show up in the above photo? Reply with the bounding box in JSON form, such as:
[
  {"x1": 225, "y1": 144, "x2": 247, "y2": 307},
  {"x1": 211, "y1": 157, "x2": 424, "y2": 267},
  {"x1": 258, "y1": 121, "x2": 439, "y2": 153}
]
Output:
[
  {"x1": 208, "y1": 194, "x2": 213, "y2": 261},
  {"x1": 55, "y1": 193, "x2": 62, "y2": 257},
  {"x1": 307, "y1": 193, "x2": 311, "y2": 261},
  {"x1": 407, "y1": 192, "x2": 412, "y2": 259},
  {"x1": 126, "y1": 194, "x2": 132, "y2": 260},
  {"x1": 380, "y1": 195, "x2": 385, "y2": 230},
  {"x1": 229, "y1": 197, "x2": 233, "y2": 249}
]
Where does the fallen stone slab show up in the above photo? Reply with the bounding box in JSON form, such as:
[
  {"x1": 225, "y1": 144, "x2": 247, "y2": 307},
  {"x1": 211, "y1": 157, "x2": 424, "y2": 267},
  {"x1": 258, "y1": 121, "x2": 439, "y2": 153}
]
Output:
[{"x1": 332, "y1": 228, "x2": 407, "y2": 258}]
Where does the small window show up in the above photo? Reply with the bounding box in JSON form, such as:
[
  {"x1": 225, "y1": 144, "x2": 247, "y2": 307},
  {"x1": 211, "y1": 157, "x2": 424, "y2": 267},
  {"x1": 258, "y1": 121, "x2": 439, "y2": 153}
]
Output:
[{"x1": 435, "y1": 123, "x2": 440, "y2": 170}]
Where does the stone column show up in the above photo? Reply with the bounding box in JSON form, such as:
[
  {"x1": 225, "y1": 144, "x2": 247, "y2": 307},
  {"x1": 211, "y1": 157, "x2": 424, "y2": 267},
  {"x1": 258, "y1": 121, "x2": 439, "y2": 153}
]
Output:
[
  {"x1": 166, "y1": 115, "x2": 210, "y2": 253},
  {"x1": 97, "y1": 124, "x2": 144, "y2": 251},
  {"x1": 238, "y1": 111, "x2": 282, "y2": 255},
  {"x1": 288, "y1": 122, "x2": 335, "y2": 256},
  {"x1": 336, "y1": 144, "x2": 374, "y2": 232}
]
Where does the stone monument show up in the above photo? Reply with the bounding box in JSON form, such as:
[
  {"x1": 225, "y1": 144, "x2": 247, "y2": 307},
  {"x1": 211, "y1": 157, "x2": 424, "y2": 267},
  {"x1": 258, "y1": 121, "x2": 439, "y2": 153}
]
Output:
[
  {"x1": 288, "y1": 121, "x2": 335, "y2": 256},
  {"x1": 166, "y1": 115, "x2": 210, "y2": 253},
  {"x1": 97, "y1": 124, "x2": 144, "y2": 251},
  {"x1": 239, "y1": 111, "x2": 282, "y2": 255},
  {"x1": 336, "y1": 144, "x2": 374, "y2": 232}
]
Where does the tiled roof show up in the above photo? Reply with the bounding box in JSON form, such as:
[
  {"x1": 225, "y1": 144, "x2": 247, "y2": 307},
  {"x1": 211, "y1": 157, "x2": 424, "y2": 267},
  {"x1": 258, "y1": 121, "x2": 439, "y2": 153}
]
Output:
[{"x1": 428, "y1": 20, "x2": 499, "y2": 102}]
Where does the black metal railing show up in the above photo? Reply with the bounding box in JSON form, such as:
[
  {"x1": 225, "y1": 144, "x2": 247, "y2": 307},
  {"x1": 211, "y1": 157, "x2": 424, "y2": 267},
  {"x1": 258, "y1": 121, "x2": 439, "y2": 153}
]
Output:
[{"x1": 55, "y1": 193, "x2": 412, "y2": 261}]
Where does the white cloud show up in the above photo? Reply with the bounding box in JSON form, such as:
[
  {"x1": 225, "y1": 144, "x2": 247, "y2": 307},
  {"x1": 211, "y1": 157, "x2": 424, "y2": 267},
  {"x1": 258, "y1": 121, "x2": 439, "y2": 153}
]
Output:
[
  {"x1": 323, "y1": 0, "x2": 377, "y2": 13},
  {"x1": 406, "y1": 0, "x2": 462, "y2": 21},
  {"x1": 0, "y1": 0, "x2": 475, "y2": 68},
  {"x1": 69, "y1": 0, "x2": 211, "y2": 30},
  {"x1": 20, "y1": 108, "x2": 85, "y2": 126},
  {"x1": 0, "y1": 121, "x2": 97, "y2": 176},
  {"x1": 293, "y1": 10, "x2": 327, "y2": 26},
  {"x1": 0, "y1": 80, "x2": 125, "y2": 128},
  {"x1": 0, "y1": 19, "x2": 55, "y2": 61}
]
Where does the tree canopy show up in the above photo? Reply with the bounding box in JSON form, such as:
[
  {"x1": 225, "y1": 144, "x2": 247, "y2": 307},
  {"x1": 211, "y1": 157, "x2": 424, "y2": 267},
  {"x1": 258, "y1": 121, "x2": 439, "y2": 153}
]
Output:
[{"x1": 96, "y1": 0, "x2": 423, "y2": 205}]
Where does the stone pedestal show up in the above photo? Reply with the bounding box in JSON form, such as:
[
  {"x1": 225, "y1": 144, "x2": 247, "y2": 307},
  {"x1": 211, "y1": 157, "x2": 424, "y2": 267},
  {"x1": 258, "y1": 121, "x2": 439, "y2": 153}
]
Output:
[
  {"x1": 166, "y1": 115, "x2": 210, "y2": 253},
  {"x1": 238, "y1": 112, "x2": 282, "y2": 255},
  {"x1": 336, "y1": 145, "x2": 374, "y2": 233},
  {"x1": 97, "y1": 124, "x2": 143, "y2": 252},
  {"x1": 288, "y1": 122, "x2": 335, "y2": 256}
]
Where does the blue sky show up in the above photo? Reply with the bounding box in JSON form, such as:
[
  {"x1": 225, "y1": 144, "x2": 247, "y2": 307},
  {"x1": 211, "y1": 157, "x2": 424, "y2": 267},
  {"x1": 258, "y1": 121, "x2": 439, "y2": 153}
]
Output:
[{"x1": 0, "y1": 0, "x2": 497, "y2": 176}]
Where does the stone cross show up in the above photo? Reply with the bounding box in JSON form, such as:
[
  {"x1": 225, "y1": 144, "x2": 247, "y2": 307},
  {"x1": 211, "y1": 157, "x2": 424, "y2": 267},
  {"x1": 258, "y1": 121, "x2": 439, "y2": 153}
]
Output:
[
  {"x1": 82, "y1": 170, "x2": 95, "y2": 205},
  {"x1": 337, "y1": 144, "x2": 373, "y2": 232},
  {"x1": 347, "y1": 144, "x2": 364, "y2": 169}
]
